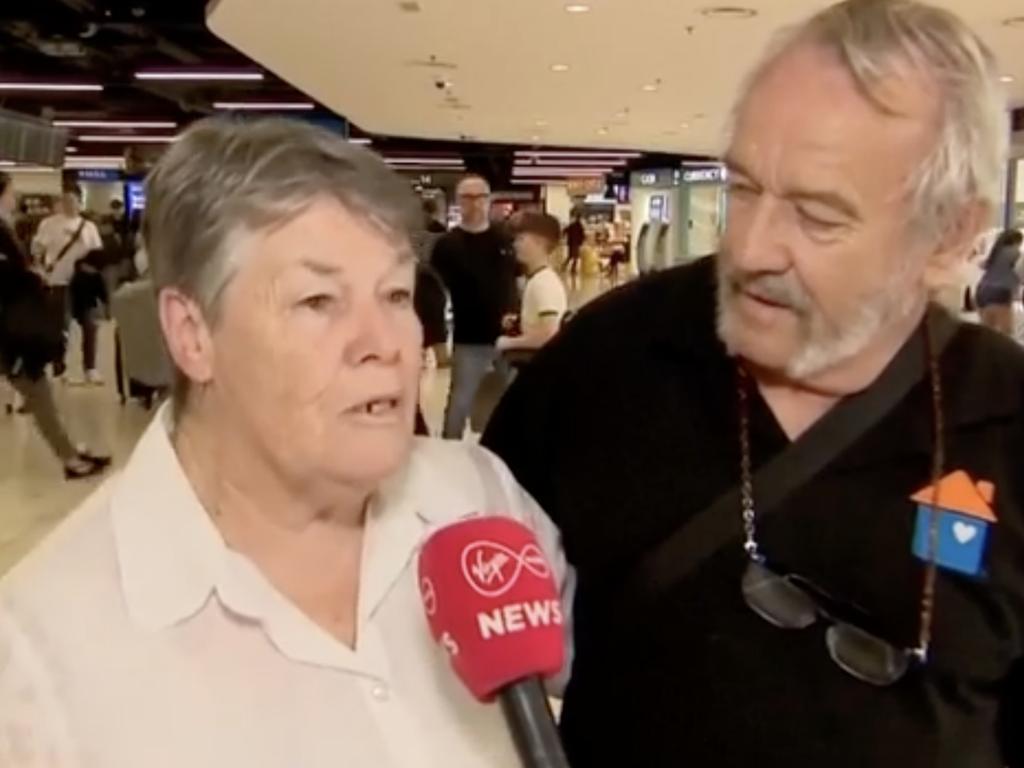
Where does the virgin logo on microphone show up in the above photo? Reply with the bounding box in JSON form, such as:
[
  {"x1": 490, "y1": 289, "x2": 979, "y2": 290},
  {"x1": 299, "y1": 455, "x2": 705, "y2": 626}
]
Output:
[{"x1": 461, "y1": 540, "x2": 551, "y2": 598}]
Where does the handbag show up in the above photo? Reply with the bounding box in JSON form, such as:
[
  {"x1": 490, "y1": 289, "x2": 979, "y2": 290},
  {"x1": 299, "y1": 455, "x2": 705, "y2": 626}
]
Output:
[{"x1": 627, "y1": 307, "x2": 959, "y2": 602}]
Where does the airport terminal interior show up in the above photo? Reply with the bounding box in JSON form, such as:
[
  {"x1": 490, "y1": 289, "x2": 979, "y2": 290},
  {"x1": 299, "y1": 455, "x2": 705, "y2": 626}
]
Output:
[{"x1": 2, "y1": 0, "x2": 1024, "y2": 765}]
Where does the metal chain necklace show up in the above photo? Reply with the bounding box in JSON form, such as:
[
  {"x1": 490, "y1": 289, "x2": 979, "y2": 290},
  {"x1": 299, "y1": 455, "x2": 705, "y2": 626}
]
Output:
[{"x1": 735, "y1": 319, "x2": 946, "y2": 661}]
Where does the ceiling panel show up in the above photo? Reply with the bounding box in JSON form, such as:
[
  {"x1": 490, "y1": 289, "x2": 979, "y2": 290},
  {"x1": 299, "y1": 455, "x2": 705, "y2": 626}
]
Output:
[{"x1": 208, "y1": 0, "x2": 1024, "y2": 155}]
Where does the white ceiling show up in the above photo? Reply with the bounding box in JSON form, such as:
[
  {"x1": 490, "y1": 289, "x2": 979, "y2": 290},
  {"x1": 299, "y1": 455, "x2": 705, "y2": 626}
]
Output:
[{"x1": 207, "y1": 0, "x2": 1024, "y2": 156}]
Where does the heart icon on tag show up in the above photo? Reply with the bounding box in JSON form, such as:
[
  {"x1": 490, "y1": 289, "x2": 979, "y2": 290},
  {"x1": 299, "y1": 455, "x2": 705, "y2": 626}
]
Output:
[{"x1": 953, "y1": 521, "x2": 978, "y2": 545}]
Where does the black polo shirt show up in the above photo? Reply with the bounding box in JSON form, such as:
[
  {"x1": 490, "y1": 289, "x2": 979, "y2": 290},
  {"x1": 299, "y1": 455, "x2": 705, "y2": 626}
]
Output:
[{"x1": 482, "y1": 256, "x2": 1024, "y2": 768}]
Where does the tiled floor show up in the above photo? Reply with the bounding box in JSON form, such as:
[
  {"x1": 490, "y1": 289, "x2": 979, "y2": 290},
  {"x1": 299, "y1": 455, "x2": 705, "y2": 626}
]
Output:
[{"x1": 0, "y1": 274, "x2": 613, "y2": 576}]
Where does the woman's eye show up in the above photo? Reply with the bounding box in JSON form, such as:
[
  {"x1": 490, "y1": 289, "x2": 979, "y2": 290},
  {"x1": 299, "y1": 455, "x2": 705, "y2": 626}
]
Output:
[
  {"x1": 387, "y1": 288, "x2": 413, "y2": 306},
  {"x1": 300, "y1": 294, "x2": 335, "y2": 312}
]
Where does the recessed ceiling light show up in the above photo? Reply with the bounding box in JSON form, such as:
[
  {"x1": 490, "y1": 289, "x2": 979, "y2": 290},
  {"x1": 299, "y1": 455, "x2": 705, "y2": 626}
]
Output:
[
  {"x1": 680, "y1": 122, "x2": 690, "y2": 129},
  {"x1": 700, "y1": 6, "x2": 758, "y2": 19},
  {"x1": 535, "y1": 120, "x2": 548, "y2": 127},
  {"x1": 551, "y1": 64, "x2": 570, "y2": 73},
  {"x1": 565, "y1": 3, "x2": 591, "y2": 12},
  {"x1": 597, "y1": 127, "x2": 609, "y2": 135},
  {"x1": 1000, "y1": 75, "x2": 1016, "y2": 83},
  {"x1": 642, "y1": 83, "x2": 659, "y2": 92},
  {"x1": 614, "y1": 111, "x2": 628, "y2": 120},
  {"x1": 531, "y1": 134, "x2": 542, "y2": 142},
  {"x1": 66, "y1": 146, "x2": 78, "y2": 153}
]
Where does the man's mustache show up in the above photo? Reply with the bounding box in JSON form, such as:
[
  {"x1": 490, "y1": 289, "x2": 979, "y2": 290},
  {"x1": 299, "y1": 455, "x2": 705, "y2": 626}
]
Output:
[{"x1": 725, "y1": 270, "x2": 811, "y2": 314}]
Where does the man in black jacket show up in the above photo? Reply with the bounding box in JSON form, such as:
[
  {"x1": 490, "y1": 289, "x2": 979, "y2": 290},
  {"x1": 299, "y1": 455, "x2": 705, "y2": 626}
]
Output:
[
  {"x1": 483, "y1": 1, "x2": 1024, "y2": 766},
  {"x1": 432, "y1": 175, "x2": 517, "y2": 438}
]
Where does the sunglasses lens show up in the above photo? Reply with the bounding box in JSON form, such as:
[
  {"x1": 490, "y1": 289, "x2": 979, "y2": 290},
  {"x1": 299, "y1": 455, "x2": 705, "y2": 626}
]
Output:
[
  {"x1": 826, "y1": 623, "x2": 909, "y2": 686},
  {"x1": 742, "y1": 561, "x2": 818, "y2": 629}
]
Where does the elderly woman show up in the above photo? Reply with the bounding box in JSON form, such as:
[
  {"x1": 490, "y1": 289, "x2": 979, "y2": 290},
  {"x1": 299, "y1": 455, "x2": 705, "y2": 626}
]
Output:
[{"x1": 0, "y1": 119, "x2": 567, "y2": 767}]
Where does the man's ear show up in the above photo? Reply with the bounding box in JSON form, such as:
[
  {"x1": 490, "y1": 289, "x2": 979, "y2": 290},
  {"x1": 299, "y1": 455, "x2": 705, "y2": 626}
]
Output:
[
  {"x1": 158, "y1": 288, "x2": 215, "y2": 389},
  {"x1": 925, "y1": 201, "x2": 990, "y2": 287}
]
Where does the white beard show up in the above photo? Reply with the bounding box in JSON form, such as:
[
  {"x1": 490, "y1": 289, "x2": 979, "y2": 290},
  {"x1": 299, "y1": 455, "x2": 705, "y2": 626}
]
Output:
[{"x1": 717, "y1": 258, "x2": 920, "y2": 379}]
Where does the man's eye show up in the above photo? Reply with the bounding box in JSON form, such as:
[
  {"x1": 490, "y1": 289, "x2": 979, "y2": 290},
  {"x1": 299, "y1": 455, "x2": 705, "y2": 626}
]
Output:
[
  {"x1": 797, "y1": 208, "x2": 843, "y2": 231},
  {"x1": 728, "y1": 182, "x2": 758, "y2": 198}
]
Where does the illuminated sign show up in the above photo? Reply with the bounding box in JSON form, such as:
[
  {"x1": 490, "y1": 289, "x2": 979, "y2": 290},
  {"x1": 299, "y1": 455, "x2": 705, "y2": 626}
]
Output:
[{"x1": 681, "y1": 166, "x2": 727, "y2": 184}]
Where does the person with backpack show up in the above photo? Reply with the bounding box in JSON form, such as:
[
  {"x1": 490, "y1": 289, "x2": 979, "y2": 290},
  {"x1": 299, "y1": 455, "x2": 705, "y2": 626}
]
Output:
[{"x1": 0, "y1": 171, "x2": 110, "y2": 479}]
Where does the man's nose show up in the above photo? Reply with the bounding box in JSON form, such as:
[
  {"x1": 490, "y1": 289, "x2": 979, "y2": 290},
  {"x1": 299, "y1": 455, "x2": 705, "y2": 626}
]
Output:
[{"x1": 727, "y1": 194, "x2": 791, "y2": 274}]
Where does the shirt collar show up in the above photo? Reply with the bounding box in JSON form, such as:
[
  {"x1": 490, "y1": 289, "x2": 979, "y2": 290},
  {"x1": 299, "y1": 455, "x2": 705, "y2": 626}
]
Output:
[
  {"x1": 111, "y1": 404, "x2": 224, "y2": 632},
  {"x1": 111, "y1": 405, "x2": 445, "y2": 637}
]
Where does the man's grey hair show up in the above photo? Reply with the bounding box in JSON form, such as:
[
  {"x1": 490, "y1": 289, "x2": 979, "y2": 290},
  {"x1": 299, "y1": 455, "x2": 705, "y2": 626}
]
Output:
[
  {"x1": 731, "y1": 0, "x2": 1008, "y2": 239},
  {"x1": 143, "y1": 117, "x2": 420, "y2": 411}
]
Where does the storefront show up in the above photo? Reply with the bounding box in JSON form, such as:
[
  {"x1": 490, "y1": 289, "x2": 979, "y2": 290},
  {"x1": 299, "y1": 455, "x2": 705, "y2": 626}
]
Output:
[{"x1": 629, "y1": 164, "x2": 727, "y2": 274}]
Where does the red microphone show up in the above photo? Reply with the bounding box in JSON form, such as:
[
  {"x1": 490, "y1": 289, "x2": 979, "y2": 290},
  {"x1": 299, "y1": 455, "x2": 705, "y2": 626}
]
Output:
[{"x1": 419, "y1": 516, "x2": 570, "y2": 768}]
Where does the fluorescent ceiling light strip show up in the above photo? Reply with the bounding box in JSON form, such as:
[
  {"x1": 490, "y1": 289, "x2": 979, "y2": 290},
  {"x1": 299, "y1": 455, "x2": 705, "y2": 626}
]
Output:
[
  {"x1": 516, "y1": 158, "x2": 627, "y2": 167},
  {"x1": 78, "y1": 135, "x2": 178, "y2": 143},
  {"x1": 0, "y1": 160, "x2": 15, "y2": 167},
  {"x1": 214, "y1": 102, "x2": 314, "y2": 111},
  {"x1": 514, "y1": 151, "x2": 641, "y2": 159},
  {"x1": 0, "y1": 83, "x2": 103, "y2": 92},
  {"x1": 63, "y1": 155, "x2": 124, "y2": 163},
  {"x1": 514, "y1": 167, "x2": 613, "y2": 175},
  {"x1": 136, "y1": 71, "x2": 263, "y2": 81},
  {"x1": 55, "y1": 120, "x2": 178, "y2": 129},
  {"x1": 348, "y1": 138, "x2": 372, "y2": 145},
  {"x1": 386, "y1": 159, "x2": 464, "y2": 165}
]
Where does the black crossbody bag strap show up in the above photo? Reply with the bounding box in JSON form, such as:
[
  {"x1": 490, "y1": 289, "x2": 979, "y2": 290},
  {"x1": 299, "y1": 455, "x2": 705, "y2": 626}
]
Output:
[
  {"x1": 47, "y1": 219, "x2": 86, "y2": 273},
  {"x1": 631, "y1": 307, "x2": 959, "y2": 599}
]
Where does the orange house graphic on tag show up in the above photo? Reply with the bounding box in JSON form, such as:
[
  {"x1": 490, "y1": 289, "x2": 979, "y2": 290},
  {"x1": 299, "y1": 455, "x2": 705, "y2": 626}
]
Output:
[{"x1": 911, "y1": 471, "x2": 997, "y2": 577}]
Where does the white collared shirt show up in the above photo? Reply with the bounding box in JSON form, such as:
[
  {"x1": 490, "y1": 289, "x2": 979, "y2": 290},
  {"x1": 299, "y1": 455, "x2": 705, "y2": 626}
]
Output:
[
  {"x1": 31, "y1": 214, "x2": 102, "y2": 286},
  {"x1": 0, "y1": 407, "x2": 571, "y2": 768}
]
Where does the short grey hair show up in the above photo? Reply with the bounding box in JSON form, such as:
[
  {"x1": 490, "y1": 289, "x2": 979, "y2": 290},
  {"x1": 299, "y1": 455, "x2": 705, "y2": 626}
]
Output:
[
  {"x1": 733, "y1": 0, "x2": 1008, "y2": 239},
  {"x1": 143, "y1": 117, "x2": 420, "y2": 411}
]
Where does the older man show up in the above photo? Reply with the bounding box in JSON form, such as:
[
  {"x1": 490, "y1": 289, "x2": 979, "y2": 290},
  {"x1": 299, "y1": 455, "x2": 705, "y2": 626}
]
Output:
[{"x1": 484, "y1": 0, "x2": 1024, "y2": 766}]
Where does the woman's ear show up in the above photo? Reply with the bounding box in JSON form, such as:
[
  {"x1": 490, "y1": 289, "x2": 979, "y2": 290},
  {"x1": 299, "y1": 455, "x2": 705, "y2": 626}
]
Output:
[{"x1": 159, "y1": 288, "x2": 215, "y2": 388}]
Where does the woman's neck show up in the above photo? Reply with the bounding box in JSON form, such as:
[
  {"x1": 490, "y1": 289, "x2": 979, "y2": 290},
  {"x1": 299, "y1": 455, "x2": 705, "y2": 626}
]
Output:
[{"x1": 173, "y1": 409, "x2": 368, "y2": 646}]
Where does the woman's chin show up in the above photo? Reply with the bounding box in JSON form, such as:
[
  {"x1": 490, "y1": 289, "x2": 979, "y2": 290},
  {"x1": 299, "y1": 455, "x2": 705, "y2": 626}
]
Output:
[{"x1": 329, "y1": 431, "x2": 414, "y2": 485}]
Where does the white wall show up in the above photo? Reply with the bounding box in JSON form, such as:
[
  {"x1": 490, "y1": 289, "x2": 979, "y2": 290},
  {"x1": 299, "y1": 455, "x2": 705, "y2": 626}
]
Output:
[
  {"x1": 544, "y1": 184, "x2": 574, "y2": 224},
  {"x1": 8, "y1": 169, "x2": 62, "y2": 195},
  {"x1": 81, "y1": 182, "x2": 123, "y2": 214}
]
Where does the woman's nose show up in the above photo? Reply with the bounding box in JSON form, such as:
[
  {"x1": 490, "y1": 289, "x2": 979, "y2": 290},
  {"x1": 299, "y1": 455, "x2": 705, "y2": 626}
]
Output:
[{"x1": 344, "y1": 304, "x2": 402, "y2": 366}]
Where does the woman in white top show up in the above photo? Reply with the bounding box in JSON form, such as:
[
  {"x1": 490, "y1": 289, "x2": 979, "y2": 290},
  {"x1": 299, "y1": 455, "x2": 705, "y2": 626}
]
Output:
[
  {"x1": 497, "y1": 212, "x2": 569, "y2": 353},
  {"x1": 0, "y1": 118, "x2": 568, "y2": 768}
]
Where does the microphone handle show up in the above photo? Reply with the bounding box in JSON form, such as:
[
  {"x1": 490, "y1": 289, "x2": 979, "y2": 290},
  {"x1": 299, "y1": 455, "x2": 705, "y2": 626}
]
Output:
[{"x1": 499, "y1": 677, "x2": 571, "y2": 768}]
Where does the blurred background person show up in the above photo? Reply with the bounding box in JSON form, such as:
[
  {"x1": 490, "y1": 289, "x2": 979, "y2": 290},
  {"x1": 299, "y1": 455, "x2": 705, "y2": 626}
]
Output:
[
  {"x1": 432, "y1": 174, "x2": 518, "y2": 439},
  {"x1": 0, "y1": 119, "x2": 567, "y2": 767},
  {"x1": 0, "y1": 171, "x2": 110, "y2": 480},
  {"x1": 31, "y1": 185, "x2": 103, "y2": 381},
  {"x1": 976, "y1": 228, "x2": 1022, "y2": 336},
  {"x1": 563, "y1": 207, "x2": 585, "y2": 284}
]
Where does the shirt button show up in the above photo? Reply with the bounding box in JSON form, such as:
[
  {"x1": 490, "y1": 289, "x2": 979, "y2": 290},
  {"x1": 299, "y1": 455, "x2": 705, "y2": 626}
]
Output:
[{"x1": 371, "y1": 683, "x2": 390, "y2": 702}]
